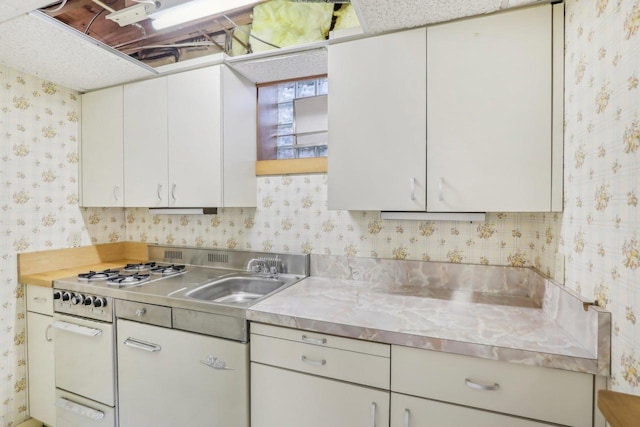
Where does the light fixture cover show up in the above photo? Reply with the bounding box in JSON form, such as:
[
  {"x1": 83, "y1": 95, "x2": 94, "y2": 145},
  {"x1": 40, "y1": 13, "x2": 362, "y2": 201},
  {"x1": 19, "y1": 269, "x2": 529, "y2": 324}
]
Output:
[
  {"x1": 106, "y1": 3, "x2": 151, "y2": 27},
  {"x1": 151, "y1": 0, "x2": 255, "y2": 30}
]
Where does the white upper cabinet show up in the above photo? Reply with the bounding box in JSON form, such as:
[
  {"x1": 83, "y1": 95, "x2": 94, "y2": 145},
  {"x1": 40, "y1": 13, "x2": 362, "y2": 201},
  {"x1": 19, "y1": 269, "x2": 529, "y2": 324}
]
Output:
[
  {"x1": 327, "y1": 28, "x2": 427, "y2": 211},
  {"x1": 120, "y1": 64, "x2": 256, "y2": 208},
  {"x1": 81, "y1": 86, "x2": 124, "y2": 207},
  {"x1": 167, "y1": 67, "x2": 222, "y2": 207},
  {"x1": 123, "y1": 77, "x2": 169, "y2": 207},
  {"x1": 327, "y1": 3, "x2": 562, "y2": 213},
  {"x1": 426, "y1": 4, "x2": 556, "y2": 212}
]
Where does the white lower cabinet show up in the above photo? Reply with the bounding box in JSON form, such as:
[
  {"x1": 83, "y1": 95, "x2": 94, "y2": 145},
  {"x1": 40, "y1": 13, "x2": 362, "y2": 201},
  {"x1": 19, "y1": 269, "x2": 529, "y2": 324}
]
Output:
[
  {"x1": 392, "y1": 345, "x2": 594, "y2": 427},
  {"x1": 26, "y1": 285, "x2": 55, "y2": 427},
  {"x1": 252, "y1": 364, "x2": 390, "y2": 427},
  {"x1": 116, "y1": 319, "x2": 249, "y2": 427},
  {"x1": 391, "y1": 393, "x2": 555, "y2": 427},
  {"x1": 250, "y1": 323, "x2": 391, "y2": 427}
]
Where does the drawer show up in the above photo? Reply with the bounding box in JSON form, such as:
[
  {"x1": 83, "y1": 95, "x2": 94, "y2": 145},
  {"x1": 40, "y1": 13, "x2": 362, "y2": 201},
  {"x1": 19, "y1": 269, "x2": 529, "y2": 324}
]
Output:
[
  {"x1": 26, "y1": 285, "x2": 53, "y2": 315},
  {"x1": 56, "y1": 389, "x2": 115, "y2": 426},
  {"x1": 391, "y1": 393, "x2": 556, "y2": 427},
  {"x1": 392, "y1": 346, "x2": 593, "y2": 427},
  {"x1": 251, "y1": 323, "x2": 390, "y2": 357},
  {"x1": 251, "y1": 327, "x2": 390, "y2": 389},
  {"x1": 115, "y1": 300, "x2": 172, "y2": 328}
]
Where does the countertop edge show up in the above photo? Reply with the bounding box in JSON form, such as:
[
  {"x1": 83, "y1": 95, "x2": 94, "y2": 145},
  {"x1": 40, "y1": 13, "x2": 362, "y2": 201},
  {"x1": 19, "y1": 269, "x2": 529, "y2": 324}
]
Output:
[{"x1": 246, "y1": 309, "x2": 601, "y2": 375}]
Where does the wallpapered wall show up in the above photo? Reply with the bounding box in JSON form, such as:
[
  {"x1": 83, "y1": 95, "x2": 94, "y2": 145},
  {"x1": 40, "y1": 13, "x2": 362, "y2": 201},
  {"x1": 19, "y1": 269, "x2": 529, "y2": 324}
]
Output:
[
  {"x1": 0, "y1": 0, "x2": 639, "y2": 424},
  {"x1": 561, "y1": 0, "x2": 639, "y2": 393},
  {"x1": 0, "y1": 65, "x2": 123, "y2": 426}
]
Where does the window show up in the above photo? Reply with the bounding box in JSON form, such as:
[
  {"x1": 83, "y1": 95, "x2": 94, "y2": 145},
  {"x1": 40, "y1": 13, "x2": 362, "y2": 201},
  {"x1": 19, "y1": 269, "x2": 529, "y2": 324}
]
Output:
[{"x1": 256, "y1": 76, "x2": 328, "y2": 175}]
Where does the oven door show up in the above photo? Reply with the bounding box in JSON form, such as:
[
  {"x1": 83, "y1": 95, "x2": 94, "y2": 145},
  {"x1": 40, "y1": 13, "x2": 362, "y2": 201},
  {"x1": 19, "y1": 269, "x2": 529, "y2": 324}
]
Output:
[{"x1": 53, "y1": 314, "x2": 116, "y2": 406}]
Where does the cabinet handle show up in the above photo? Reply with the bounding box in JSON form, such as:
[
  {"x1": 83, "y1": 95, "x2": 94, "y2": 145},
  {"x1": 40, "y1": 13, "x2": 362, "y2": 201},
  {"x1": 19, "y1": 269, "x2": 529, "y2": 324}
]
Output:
[
  {"x1": 124, "y1": 337, "x2": 161, "y2": 353},
  {"x1": 409, "y1": 177, "x2": 416, "y2": 201},
  {"x1": 157, "y1": 184, "x2": 163, "y2": 201},
  {"x1": 438, "y1": 177, "x2": 444, "y2": 201},
  {"x1": 135, "y1": 308, "x2": 146, "y2": 317},
  {"x1": 55, "y1": 397, "x2": 104, "y2": 420},
  {"x1": 301, "y1": 335, "x2": 327, "y2": 345},
  {"x1": 45, "y1": 324, "x2": 53, "y2": 342},
  {"x1": 370, "y1": 402, "x2": 376, "y2": 427},
  {"x1": 113, "y1": 185, "x2": 120, "y2": 201},
  {"x1": 171, "y1": 184, "x2": 177, "y2": 202},
  {"x1": 52, "y1": 320, "x2": 102, "y2": 337},
  {"x1": 403, "y1": 408, "x2": 410, "y2": 427},
  {"x1": 465, "y1": 378, "x2": 500, "y2": 391},
  {"x1": 301, "y1": 355, "x2": 326, "y2": 366},
  {"x1": 32, "y1": 296, "x2": 47, "y2": 304}
]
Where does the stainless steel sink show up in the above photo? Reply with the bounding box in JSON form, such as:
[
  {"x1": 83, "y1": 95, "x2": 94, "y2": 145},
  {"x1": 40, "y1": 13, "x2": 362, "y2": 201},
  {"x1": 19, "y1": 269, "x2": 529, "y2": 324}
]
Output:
[{"x1": 186, "y1": 276, "x2": 285, "y2": 304}]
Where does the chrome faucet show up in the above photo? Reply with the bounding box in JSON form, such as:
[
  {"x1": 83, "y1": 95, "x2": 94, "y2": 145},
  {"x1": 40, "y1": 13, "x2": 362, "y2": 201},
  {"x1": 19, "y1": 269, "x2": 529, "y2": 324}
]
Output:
[
  {"x1": 246, "y1": 258, "x2": 279, "y2": 278},
  {"x1": 246, "y1": 258, "x2": 268, "y2": 274}
]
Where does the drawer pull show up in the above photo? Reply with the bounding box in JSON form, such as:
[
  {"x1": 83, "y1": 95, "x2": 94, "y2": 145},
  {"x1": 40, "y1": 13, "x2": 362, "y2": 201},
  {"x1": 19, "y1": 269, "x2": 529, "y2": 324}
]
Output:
[
  {"x1": 53, "y1": 320, "x2": 102, "y2": 337},
  {"x1": 403, "y1": 408, "x2": 410, "y2": 427},
  {"x1": 370, "y1": 402, "x2": 376, "y2": 427},
  {"x1": 465, "y1": 378, "x2": 500, "y2": 391},
  {"x1": 124, "y1": 337, "x2": 161, "y2": 353},
  {"x1": 301, "y1": 355, "x2": 326, "y2": 366},
  {"x1": 55, "y1": 397, "x2": 105, "y2": 420},
  {"x1": 301, "y1": 335, "x2": 327, "y2": 345},
  {"x1": 32, "y1": 296, "x2": 48, "y2": 304}
]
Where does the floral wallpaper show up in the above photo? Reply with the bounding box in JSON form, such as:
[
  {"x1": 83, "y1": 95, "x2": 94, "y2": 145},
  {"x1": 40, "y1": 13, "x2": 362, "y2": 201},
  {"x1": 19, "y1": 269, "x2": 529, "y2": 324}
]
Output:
[
  {"x1": 0, "y1": 64, "x2": 123, "y2": 426},
  {"x1": 0, "y1": 0, "x2": 639, "y2": 424},
  {"x1": 125, "y1": 177, "x2": 560, "y2": 275},
  {"x1": 561, "y1": 0, "x2": 640, "y2": 394}
]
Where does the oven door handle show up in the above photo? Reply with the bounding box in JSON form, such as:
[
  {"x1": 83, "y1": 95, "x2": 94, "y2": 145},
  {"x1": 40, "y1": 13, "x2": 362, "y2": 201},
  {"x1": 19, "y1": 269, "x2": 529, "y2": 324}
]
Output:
[
  {"x1": 52, "y1": 320, "x2": 102, "y2": 337},
  {"x1": 55, "y1": 397, "x2": 105, "y2": 420},
  {"x1": 124, "y1": 337, "x2": 162, "y2": 353}
]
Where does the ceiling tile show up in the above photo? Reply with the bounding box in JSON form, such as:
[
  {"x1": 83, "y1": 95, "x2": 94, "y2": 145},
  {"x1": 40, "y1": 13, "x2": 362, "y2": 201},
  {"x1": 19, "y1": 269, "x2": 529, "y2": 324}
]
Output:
[
  {"x1": 352, "y1": 0, "x2": 544, "y2": 33},
  {"x1": 0, "y1": 11, "x2": 157, "y2": 92}
]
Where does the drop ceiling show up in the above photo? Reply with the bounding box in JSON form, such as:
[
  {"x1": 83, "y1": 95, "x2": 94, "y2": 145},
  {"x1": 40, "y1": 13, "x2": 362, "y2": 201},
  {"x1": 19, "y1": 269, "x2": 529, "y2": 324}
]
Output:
[{"x1": 0, "y1": 0, "x2": 545, "y2": 92}]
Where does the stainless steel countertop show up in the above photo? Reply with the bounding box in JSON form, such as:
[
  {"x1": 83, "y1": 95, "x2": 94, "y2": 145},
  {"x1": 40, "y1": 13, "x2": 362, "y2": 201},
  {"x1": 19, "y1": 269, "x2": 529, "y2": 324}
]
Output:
[{"x1": 54, "y1": 266, "x2": 306, "y2": 320}]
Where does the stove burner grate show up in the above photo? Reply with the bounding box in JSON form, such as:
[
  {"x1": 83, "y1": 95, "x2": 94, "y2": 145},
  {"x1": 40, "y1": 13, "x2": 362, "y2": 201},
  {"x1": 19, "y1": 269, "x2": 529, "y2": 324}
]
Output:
[
  {"x1": 107, "y1": 273, "x2": 151, "y2": 286},
  {"x1": 123, "y1": 262, "x2": 157, "y2": 272},
  {"x1": 78, "y1": 269, "x2": 121, "y2": 281},
  {"x1": 150, "y1": 264, "x2": 186, "y2": 276}
]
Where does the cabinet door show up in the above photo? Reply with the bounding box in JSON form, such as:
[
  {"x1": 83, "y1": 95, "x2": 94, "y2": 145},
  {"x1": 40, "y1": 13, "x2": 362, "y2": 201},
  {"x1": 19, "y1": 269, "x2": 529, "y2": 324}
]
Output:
[
  {"x1": 391, "y1": 393, "x2": 555, "y2": 427},
  {"x1": 81, "y1": 86, "x2": 124, "y2": 207},
  {"x1": 252, "y1": 363, "x2": 390, "y2": 427},
  {"x1": 27, "y1": 311, "x2": 55, "y2": 426},
  {"x1": 124, "y1": 77, "x2": 168, "y2": 207},
  {"x1": 117, "y1": 319, "x2": 249, "y2": 427},
  {"x1": 426, "y1": 5, "x2": 552, "y2": 212},
  {"x1": 328, "y1": 28, "x2": 426, "y2": 211},
  {"x1": 221, "y1": 65, "x2": 257, "y2": 208},
  {"x1": 167, "y1": 66, "x2": 222, "y2": 207}
]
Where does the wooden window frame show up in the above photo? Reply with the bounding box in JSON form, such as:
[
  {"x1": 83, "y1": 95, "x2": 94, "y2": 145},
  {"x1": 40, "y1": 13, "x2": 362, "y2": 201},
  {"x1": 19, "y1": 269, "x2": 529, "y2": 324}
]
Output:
[{"x1": 256, "y1": 75, "x2": 328, "y2": 176}]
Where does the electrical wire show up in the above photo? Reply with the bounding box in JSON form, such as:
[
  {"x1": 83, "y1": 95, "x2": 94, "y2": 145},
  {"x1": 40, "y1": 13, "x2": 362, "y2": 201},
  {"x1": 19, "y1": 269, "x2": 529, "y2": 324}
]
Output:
[
  {"x1": 85, "y1": 8, "x2": 105, "y2": 34},
  {"x1": 223, "y1": 14, "x2": 281, "y2": 49},
  {"x1": 42, "y1": 0, "x2": 68, "y2": 13}
]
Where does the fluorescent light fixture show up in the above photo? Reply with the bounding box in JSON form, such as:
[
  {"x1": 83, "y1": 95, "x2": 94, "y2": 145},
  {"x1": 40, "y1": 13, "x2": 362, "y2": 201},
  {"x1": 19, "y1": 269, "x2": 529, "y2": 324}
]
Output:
[{"x1": 151, "y1": 0, "x2": 255, "y2": 30}]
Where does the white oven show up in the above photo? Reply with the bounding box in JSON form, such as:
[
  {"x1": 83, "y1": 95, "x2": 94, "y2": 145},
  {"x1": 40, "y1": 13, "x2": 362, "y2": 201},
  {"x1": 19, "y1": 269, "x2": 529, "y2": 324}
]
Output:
[{"x1": 53, "y1": 292, "x2": 117, "y2": 427}]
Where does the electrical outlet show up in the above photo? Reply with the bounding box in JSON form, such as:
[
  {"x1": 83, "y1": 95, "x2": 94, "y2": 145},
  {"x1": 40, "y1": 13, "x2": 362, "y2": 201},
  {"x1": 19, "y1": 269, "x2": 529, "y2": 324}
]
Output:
[{"x1": 554, "y1": 253, "x2": 565, "y2": 284}]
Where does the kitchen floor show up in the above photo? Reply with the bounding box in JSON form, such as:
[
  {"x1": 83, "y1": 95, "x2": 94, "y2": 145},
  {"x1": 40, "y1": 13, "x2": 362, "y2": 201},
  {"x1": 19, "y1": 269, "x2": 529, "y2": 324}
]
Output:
[{"x1": 17, "y1": 419, "x2": 44, "y2": 427}]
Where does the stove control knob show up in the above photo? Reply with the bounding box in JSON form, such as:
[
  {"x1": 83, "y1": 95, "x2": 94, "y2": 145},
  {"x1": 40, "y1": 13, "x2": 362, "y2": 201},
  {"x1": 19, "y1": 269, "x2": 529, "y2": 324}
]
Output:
[
  {"x1": 93, "y1": 297, "x2": 107, "y2": 308},
  {"x1": 83, "y1": 296, "x2": 94, "y2": 306},
  {"x1": 53, "y1": 290, "x2": 62, "y2": 300},
  {"x1": 71, "y1": 293, "x2": 84, "y2": 305},
  {"x1": 61, "y1": 292, "x2": 72, "y2": 302}
]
